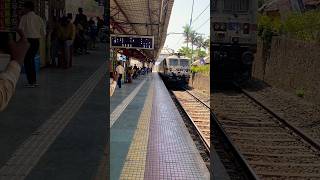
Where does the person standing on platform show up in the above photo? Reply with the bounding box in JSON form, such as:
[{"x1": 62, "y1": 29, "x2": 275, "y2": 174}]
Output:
[
  {"x1": 115, "y1": 61, "x2": 124, "y2": 88},
  {"x1": 75, "y1": 8, "x2": 88, "y2": 30},
  {"x1": 67, "y1": 13, "x2": 76, "y2": 68},
  {"x1": 50, "y1": 16, "x2": 59, "y2": 67},
  {"x1": 73, "y1": 19, "x2": 84, "y2": 55},
  {"x1": 133, "y1": 64, "x2": 138, "y2": 79},
  {"x1": 96, "y1": 16, "x2": 104, "y2": 42},
  {"x1": 127, "y1": 66, "x2": 133, "y2": 83},
  {"x1": 75, "y1": 8, "x2": 89, "y2": 54},
  {"x1": 88, "y1": 18, "x2": 97, "y2": 49},
  {"x1": 18, "y1": 1, "x2": 46, "y2": 88},
  {"x1": 57, "y1": 16, "x2": 74, "y2": 69}
]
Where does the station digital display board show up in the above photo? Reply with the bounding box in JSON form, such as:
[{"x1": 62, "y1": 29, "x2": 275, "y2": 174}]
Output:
[{"x1": 110, "y1": 34, "x2": 154, "y2": 50}]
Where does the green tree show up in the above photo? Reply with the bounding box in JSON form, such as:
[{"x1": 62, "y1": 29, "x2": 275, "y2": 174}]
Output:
[
  {"x1": 194, "y1": 35, "x2": 204, "y2": 49},
  {"x1": 178, "y1": 46, "x2": 193, "y2": 59},
  {"x1": 195, "y1": 49, "x2": 207, "y2": 58},
  {"x1": 283, "y1": 10, "x2": 320, "y2": 41},
  {"x1": 182, "y1": 24, "x2": 210, "y2": 59},
  {"x1": 183, "y1": 24, "x2": 192, "y2": 48}
]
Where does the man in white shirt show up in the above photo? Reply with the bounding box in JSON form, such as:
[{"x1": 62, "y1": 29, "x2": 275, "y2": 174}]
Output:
[
  {"x1": 18, "y1": 1, "x2": 46, "y2": 88},
  {"x1": 115, "y1": 61, "x2": 124, "y2": 88}
]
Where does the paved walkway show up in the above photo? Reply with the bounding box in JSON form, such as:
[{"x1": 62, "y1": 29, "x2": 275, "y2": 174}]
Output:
[
  {"x1": 0, "y1": 47, "x2": 107, "y2": 180},
  {"x1": 110, "y1": 73, "x2": 210, "y2": 180}
]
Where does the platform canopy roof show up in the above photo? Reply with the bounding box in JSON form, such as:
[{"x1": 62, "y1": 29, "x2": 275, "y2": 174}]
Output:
[{"x1": 110, "y1": 0, "x2": 174, "y2": 62}]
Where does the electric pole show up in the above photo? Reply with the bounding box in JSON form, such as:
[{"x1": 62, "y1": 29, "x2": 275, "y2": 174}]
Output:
[{"x1": 189, "y1": 0, "x2": 195, "y2": 62}]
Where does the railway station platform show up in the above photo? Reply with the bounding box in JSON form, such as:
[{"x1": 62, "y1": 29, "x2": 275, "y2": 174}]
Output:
[
  {"x1": 110, "y1": 73, "x2": 210, "y2": 179},
  {"x1": 0, "y1": 46, "x2": 107, "y2": 180}
]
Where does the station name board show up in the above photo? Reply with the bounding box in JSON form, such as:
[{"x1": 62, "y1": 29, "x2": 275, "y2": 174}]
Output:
[{"x1": 110, "y1": 34, "x2": 154, "y2": 50}]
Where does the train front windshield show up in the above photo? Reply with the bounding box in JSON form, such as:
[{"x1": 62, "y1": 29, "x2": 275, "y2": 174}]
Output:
[
  {"x1": 169, "y1": 59, "x2": 179, "y2": 66},
  {"x1": 224, "y1": 0, "x2": 249, "y2": 12},
  {"x1": 180, "y1": 59, "x2": 189, "y2": 67}
]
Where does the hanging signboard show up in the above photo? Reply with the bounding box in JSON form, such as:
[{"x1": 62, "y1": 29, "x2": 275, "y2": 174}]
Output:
[{"x1": 110, "y1": 34, "x2": 154, "y2": 50}]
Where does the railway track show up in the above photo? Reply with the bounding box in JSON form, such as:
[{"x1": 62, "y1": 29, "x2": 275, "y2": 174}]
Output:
[
  {"x1": 172, "y1": 87, "x2": 256, "y2": 179},
  {"x1": 171, "y1": 88, "x2": 210, "y2": 152},
  {"x1": 212, "y1": 86, "x2": 320, "y2": 180}
]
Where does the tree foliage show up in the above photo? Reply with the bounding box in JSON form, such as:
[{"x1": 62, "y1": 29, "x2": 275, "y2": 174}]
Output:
[
  {"x1": 177, "y1": 46, "x2": 207, "y2": 59},
  {"x1": 179, "y1": 24, "x2": 209, "y2": 60},
  {"x1": 182, "y1": 24, "x2": 209, "y2": 50},
  {"x1": 258, "y1": 10, "x2": 320, "y2": 42},
  {"x1": 282, "y1": 11, "x2": 320, "y2": 41},
  {"x1": 178, "y1": 46, "x2": 193, "y2": 59},
  {"x1": 191, "y1": 65, "x2": 210, "y2": 76}
]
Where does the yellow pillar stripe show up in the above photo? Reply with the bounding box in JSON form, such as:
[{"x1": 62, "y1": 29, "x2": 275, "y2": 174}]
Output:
[{"x1": 120, "y1": 82, "x2": 154, "y2": 180}]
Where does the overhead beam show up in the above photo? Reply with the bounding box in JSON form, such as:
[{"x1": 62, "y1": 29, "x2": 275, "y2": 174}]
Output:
[
  {"x1": 148, "y1": 0, "x2": 153, "y2": 36},
  {"x1": 115, "y1": 22, "x2": 160, "y2": 25},
  {"x1": 113, "y1": 0, "x2": 138, "y2": 34}
]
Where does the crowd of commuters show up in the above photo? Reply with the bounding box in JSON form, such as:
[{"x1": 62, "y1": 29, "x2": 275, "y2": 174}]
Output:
[
  {"x1": 0, "y1": 1, "x2": 106, "y2": 110},
  {"x1": 112, "y1": 61, "x2": 152, "y2": 90},
  {"x1": 51, "y1": 8, "x2": 105, "y2": 68}
]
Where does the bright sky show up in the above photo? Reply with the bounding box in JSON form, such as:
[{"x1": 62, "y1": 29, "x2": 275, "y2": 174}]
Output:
[{"x1": 163, "y1": 0, "x2": 210, "y2": 52}]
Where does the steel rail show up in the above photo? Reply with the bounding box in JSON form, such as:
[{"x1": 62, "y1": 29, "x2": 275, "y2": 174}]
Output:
[
  {"x1": 234, "y1": 82, "x2": 320, "y2": 152},
  {"x1": 177, "y1": 86, "x2": 260, "y2": 180},
  {"x1": 171, "y1": 89, "x2": 210, "y2": 154},
  {"x1": 210, "y1": 94, "x2": 260, "y2": 180}
]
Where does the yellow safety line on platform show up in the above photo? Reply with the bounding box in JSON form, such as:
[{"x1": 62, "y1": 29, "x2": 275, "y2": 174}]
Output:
[
  {"x1": 110, "y1": 79, "x2": 146, "y2": 127},
  {"x1": 120, "y1": 81, "x2": 154, "y2": 180}
]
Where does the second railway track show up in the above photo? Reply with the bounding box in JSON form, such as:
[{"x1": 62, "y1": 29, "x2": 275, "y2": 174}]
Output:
[{"x1": 212, "y1": 86, "x2": 320, "y2": 180}]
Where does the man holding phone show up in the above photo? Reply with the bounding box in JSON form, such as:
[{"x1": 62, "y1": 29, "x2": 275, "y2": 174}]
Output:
[
  {"x1": 18, "y1": 1, "x2": 46, "y2": 87},
  {"x1": 0, "y1": 30, "x2": 29, "y2": 111}
]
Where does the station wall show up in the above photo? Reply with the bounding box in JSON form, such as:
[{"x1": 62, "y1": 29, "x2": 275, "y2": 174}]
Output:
[
  {"x1": 189, "y1": 73, "x2": 210, "y2": 95},
  {"x1": 253, "y1": 36, "x2": 320, "y2": 105}
]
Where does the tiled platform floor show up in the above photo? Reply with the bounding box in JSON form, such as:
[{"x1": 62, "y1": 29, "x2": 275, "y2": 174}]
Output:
[
  {"x1": 110, "y1": 73, "x2": 210, "y2": 179},
  {"x1": 0, "y1": 47, "x2": 107, "y2": 180}
]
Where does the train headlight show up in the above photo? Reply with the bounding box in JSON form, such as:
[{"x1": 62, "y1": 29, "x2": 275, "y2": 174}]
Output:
[
  {"x1": 214, "y1": 22, "x2": 227, "y2": 31},
  {"x1": 232, "y1": 37, "x2": 239, "y2": 43},
  {"x1": 242, "y1": 51, "x2": 254, "y2": 65}
]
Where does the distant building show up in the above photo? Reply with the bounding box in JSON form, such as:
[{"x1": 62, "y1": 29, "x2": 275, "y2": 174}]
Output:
[
  {"x1": 304, "y1": 0, "x2": 320, "y2": 9},
  {"x1": 191, "y1": 56, "x2": 210, "y2": 66}
]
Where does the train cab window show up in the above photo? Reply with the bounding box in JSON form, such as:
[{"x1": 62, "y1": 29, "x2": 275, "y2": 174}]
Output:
[
  {"x1": 238, "y1": 0, "x2": 249, "y2": 12},
  {"x1": 169, "y1": 59, "x2": 179, "y2": 66},
  {"x1": 224, "y1": 0, "x2": 249, "y2": 12},
  {"x1": 223, "y1": 0, "x2": 233, "y2": 11},
  {"x1": 180, "y1": 59, "x2": 189, "y2": 67}
]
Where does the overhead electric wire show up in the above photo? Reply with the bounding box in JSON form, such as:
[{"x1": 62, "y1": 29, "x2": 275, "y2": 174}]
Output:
[
  {"x1": 175, "y1": 36, "x2": 186, "y2": 52},
  {"x1": 187, "y1": 0, "x2": 195, "y2": 49},
  {"x1": 191, "y1": 4, "x2": 210, "y2": 26},
  {"x1": 194, "y1": 18, "x2": 210, "y2": 31},
  {"x1": 175, "y1": 35, "x2": 184, "y2": 47},
  {"x1": 189, "y1": 0, "x2": 195, "y2": 27}
]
